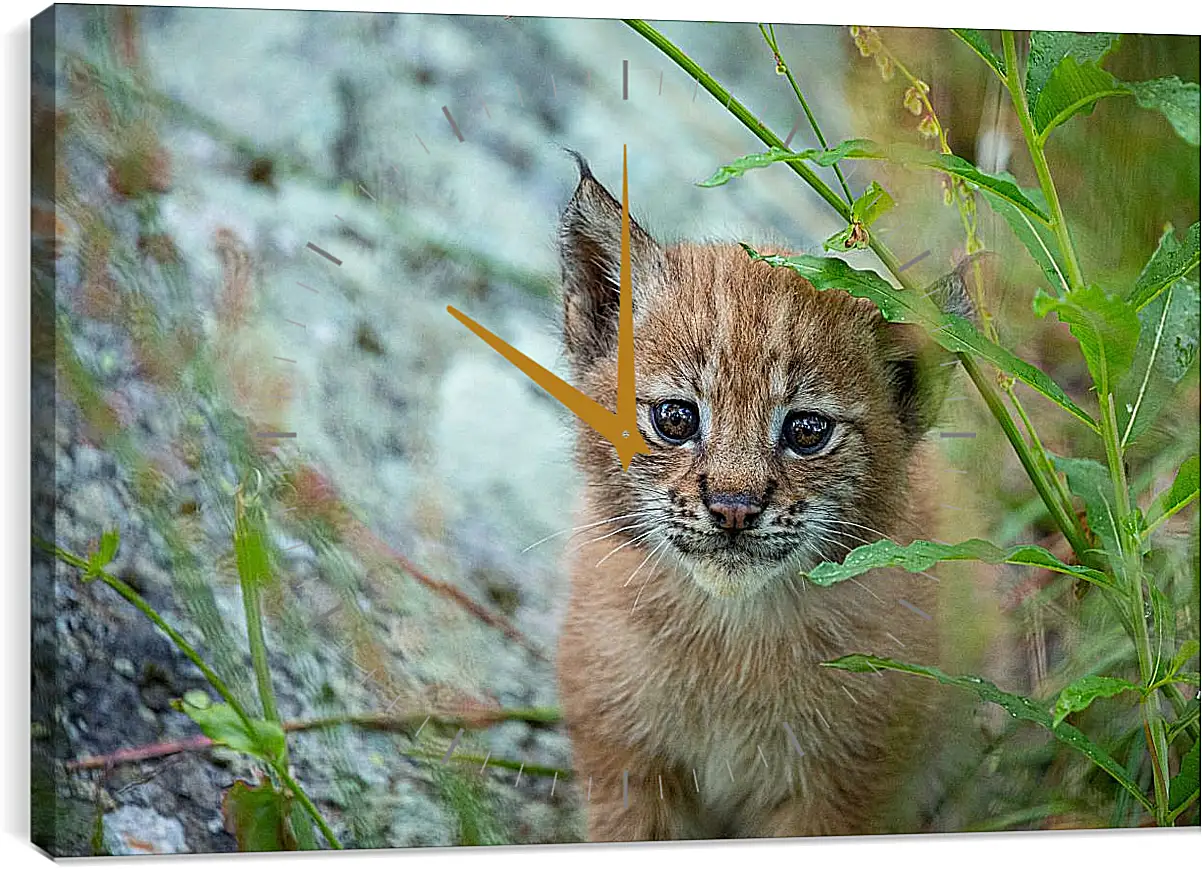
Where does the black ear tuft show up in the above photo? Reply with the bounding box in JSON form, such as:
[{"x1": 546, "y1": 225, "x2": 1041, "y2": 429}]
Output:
[
  {"x1": 925, "y1": 251, "x2": 995, "y2": 324},
  {"x1": 879, "y1": 327, "x2": 947, "y2": 441},
  {"x1": 881, "y1": 252, "x2": 995, "y2": 439},
  {"x1": 558, "y1": 151, "x2": 664, "y2": 369}
]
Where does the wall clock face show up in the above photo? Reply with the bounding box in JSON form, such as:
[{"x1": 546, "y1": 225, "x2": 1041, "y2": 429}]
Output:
[{"x1": 30, "y1": 1, "x2": 1201, "y2": 858}]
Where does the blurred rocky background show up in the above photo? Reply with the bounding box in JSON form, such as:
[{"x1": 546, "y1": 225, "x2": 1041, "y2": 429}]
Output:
[{"x1": 30, "y1": 4, "x2": 1199, "y2": 855}]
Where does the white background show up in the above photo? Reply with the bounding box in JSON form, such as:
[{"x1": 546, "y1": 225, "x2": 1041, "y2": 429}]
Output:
[{"x1": 3, "y1": 0, "x2": 1200, "y2": 867}]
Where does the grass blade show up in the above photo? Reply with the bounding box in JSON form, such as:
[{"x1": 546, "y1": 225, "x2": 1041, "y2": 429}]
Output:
[{"x1": 822, "y1": 654, "x2": 1154, "y2": 813}]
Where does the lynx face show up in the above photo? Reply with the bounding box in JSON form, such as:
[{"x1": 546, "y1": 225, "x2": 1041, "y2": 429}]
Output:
[{"x1": 559, "y1": 158, "x2": 954, "y2": 598}]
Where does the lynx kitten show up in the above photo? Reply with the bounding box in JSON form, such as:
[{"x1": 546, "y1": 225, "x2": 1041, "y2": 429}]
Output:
[{"x1": 555, "y1": 155, "x2": 969, "y2": 841}]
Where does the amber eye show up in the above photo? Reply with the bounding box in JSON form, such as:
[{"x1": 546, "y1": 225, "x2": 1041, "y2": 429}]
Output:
[
  {"x1": 782, "y1": 411, "x2": 833, "y2": 455},
  {"x1": 651, "y1": 400, "x2": 700, "y2": 444}
]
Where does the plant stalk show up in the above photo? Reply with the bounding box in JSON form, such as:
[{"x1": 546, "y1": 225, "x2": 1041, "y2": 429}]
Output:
[
  {"x1": 234, "y1": 488, "x2": 281, "y2": 726},
  {"x1": 45, "y1": 539, "x2": 343, "y2": 848},
  {"x1": 624, "y1": 19, "x2": 1095, "y2": 568},
  {"x1": 1099, "y1": 394, "x2": 1171, "y2": 823},
  {"x1": 1001, "y1": 31, "x2": 1085, "y2": 292},
  {"x1": 759, "y1": 24, "x2": 854, "y2": 204}
]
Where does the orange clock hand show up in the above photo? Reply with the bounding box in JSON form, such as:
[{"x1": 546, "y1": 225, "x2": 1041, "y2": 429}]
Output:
[{"x1": 447, "y1": 145, "x2": 651, "y2": 471}]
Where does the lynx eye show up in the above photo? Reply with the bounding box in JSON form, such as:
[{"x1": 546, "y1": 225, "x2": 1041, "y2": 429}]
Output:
[
  {"x1": 782, "y1": 411, "x2": 833, "y2": 455},
  {"x1": 651, "y1": 400, "x2": 700, "y2": 444}
]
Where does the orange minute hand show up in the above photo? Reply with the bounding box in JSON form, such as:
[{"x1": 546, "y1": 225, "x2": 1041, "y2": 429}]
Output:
[{"x1": 446, "y1": 145, "x2": 652, "y2": 471}]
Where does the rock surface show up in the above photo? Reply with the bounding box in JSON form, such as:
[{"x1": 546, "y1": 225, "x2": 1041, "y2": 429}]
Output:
[{"x1": 35, "y1": 6, "x2": 855, "y2": 855}]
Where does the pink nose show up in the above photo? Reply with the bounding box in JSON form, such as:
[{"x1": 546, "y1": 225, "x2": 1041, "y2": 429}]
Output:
[{"x1": 707, "y1": 498, "x2": 763, "y2": 531}]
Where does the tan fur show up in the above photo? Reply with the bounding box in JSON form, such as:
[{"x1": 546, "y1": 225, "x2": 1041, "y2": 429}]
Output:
[{"x1": 555, "y1": 165, "x2": 956, "y2": 841}]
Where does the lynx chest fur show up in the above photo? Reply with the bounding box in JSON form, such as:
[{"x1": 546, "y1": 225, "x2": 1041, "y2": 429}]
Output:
[{"x1": 554, "y1": 156, "x2": 958, "y2": 841}]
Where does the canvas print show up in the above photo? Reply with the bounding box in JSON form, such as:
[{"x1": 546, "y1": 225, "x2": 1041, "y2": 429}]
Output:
[{"x1": 30, "y1": 3, "x2": 1200, "y2": 855}]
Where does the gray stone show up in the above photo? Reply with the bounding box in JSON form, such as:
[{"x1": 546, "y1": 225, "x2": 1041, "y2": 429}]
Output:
[{"x1": 103, "y1": 805, "x2": 190, "y2": 855}]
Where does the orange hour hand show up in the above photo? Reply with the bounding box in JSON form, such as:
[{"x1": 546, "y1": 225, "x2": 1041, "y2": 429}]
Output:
[{"x1": 447, "y1": 146, "x2": 650, "y2": 471}]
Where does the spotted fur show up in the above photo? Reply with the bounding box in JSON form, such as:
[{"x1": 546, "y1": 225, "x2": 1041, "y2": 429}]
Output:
[{"x1": 556, "y1": 160, "x2": 957, "y2": 841}]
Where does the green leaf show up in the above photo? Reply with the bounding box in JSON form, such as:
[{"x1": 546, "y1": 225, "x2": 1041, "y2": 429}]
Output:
[
  {"x1": 851, "y1": 180, "x2": 894, "y2": 227},
  {"x1": 222, "y1": 780, "x2": 313, "y2": 852},
  {"x1": 702, "y1": 140, "x2": 1050, "y2": 222},
  {"x1": 1032, "y1": 57, "x2": 1130, "y2": 140},
  {"x1": 1129, "y1": 77, "x2": 1201, "y2": 146},
  {"x1": 804, "y1": 537, "x2": 1110, "y2": 588},
  {"x1": 1169, "y1": 740, "x2": 1200, "y2": 814},
  {"x1": 822, "y1": 654, "x2": 1153, "y2": 812},
  {"x1": 930, "y1": 315, "x2": 1099, "y2": 431},
  {"x1": 1127, "y1": 222, "x2": 1201, "y2": 311},
  {"x1": 1052, "y1": 674, "x2": 1138, "y2": 726},
  {"x1": 977, "y1": 176, "x2": 1068, "y2": 293},
  {"x1": 1026, "y1": 31, "x2": 1121, "y2": 109},
  {"x1": 951, "y1": 29, "x2": 1006, "y2": 79},
  {"x1": 97, "y1": 529, "x2": 120, "y2": 567},
  {"x1": 1145, "y1": 456, "x2": 1200, "y2": 534},
  {"x1": 1033, "y1": 285, "x2": 1141, "y2": 395},
  {"x1": 175, "y1": 697, "x2": 286, "y2": 764},
  {"x1": 1118, "y1": 280, "x2": 1201, "y2": 446},
  {"x1": 1167, "y1": 640, "x2": 1201, "y2": 682},
  {"x1": 1053, "y1": 456, "x2": 1123, "y2": 563},
  {"x1": 742, "y1": 246, "x2": 1098, "y2": 430}
]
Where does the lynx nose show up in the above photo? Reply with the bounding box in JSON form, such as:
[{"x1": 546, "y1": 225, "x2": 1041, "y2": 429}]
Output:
[{"x1": 705, "y1": 494, "x2": 763, "y2": 531}]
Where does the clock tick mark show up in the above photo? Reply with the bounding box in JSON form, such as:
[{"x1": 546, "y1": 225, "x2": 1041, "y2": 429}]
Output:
[
  {"x1": 357, "y1": 184, "x2": 376, "y2": 201},
  {"x1": 515, "y1": 763, "x2": 525, "y2": 786},
  {"x1": 692, "y1": 768, "x2": 700, "y2": 792},
  {"x1": 551, "y1": 771, "x2": 558, "y2": 797},
  {"x1": 622, "y1": 770, "x2": 629, "y2": 807},
  {"x1": 296, "y1": 281, "x2": 320, "y2": 294},
  {"x1": 480, "y1": 751, "x2": 491, "y2": 772},
  {"x1": 885, "y1": 631, "x2": 907, "y2": 648},
  {"x1": 550, "y1": 74, "x2": 557, "y2": 98},
  {"x1": 783, "y1": 115, "x2": 802, "y2": 149},
  {"x1": 481, "y1": 99, "x2": 491, "y2": 119},
  {"x1": 441, "y1": 728, "x2": 465, "y2": 763},
  {"x1": 273, "y1": 356, "x2": 297, "y2": 364},
  {"x1": 898, "y1": 249, "x2": 932, "y2": 271},
  {"x1": 782, "y1": 722, "x2": 806, "y2": 759},
  {"x1": 622, "y1": 60, "x2": 629, "y2": 100},
  {"x1": 415, "y1": 715, "x2": 431, "y2": 737},
  {"x1": 415, "y1": 134, "x2": 430, "y2": 154},
  {"x1": 285, "y1": 318, "x2": 307, "y2": 330},
  {"x1": 305, "y1": 242, "x2": 342, "y2": 265},
  {"x1": 255, "y1": 431, "x2": 297, "y2": 439},
  {"x1": 725, "y1": 759, "x2": 734, "y2": 782},
  {"x1": 939, "y1": 431, "x2": 977, "y2": 438},
  {"x1": 442, "y1": 105, "x2": 465, "y2": 141},
  {"x1": 898, "y1": 598, "x2": 933, "y2": 620}
]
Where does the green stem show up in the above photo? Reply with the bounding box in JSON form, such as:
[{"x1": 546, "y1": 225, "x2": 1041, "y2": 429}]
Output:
[
  {"x1": 273, "y1": 763, "x2": 342, "y2": 849},
  {"x1": 43, "y1": 539, "x2": 343, "y2": 848},
  {"x1": 1006, "y1": 385, "x2": 1079, "y2": 527},
  {"x1": 759, "y1": 24, "x2": 854, "y2": 205},
  {"x1": 961, "y1": 358, "x2": 1093, "y2": 564},
  {"x1": 233, "y1": 489, "x2": 280, "y2": 726},
  {"x1": 43, "y1": 541, "x2": 261, "y2": 737},
  {"x1": 1001, "y1": 32, "x2": 1085, "y2": 292},
  {"x1": 622, "y1": 22, "x2": 858, "y2": 234},
  {"x1": 1099, "y1": 395, "x2": 1171, "y2": 824},
  {"x1": 627, "y1": 19, "x2": 1093, "y2": 568}
]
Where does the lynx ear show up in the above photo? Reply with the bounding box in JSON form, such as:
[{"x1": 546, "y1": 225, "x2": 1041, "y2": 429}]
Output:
[
  {"x1": 558, "y1": 150, "x2": 665, "y2": 367},
  {"x1": 878, "y1": 254, "x2": 988, "y2": 439}
]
